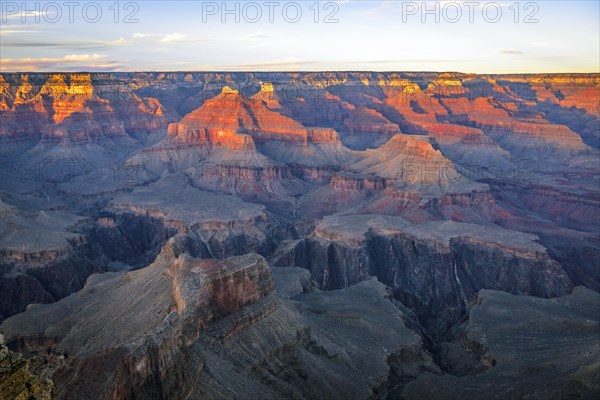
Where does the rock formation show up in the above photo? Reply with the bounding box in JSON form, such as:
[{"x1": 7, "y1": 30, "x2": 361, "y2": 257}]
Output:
[
  {"x1": 271, "y1": 215, "x2": 573, "y2": 327},
  {"x1": 0, "y1": 71, "x2": 598, "y2": 399},
  {"x1": 0, "y1": 333, "x2": 54, "y2": 399},
  {"x1": 0, "y1": 235, "x2": 437, "y2": 399}
]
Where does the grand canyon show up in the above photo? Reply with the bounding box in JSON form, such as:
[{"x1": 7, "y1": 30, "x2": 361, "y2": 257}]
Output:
[{"x1": 0, "y1": 72, "x2": 598, "y2": 399}]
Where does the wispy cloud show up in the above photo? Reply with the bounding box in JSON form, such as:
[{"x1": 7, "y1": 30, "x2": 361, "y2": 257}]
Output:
[
  {"x1": 0, "y1": 29, "x2": 39, "y2": 36},
  {"x1": 1, "y1": 10, "x2": 48, "y2": 21},
  {"x1": 132, "y1": 33, "x2": 162, "y2": 39},
  {"x1": 1, "y1": 37, "x2": 126, "y2": 50},
  {"x1": 501, "y1": 49, "x2": 524, "y2": 55},
  {"x1": 159, "y1": 33, "x2": 188, "y2": 43},
  {"x1": 131, "y1": 32, "x2": 207, "y2": 44},
  {"x1": 0, "y1": 54, "x2": 122, "y2": 72},
  {"x1": 0, "y1": 24, "x2": 41, "y2": 36}
]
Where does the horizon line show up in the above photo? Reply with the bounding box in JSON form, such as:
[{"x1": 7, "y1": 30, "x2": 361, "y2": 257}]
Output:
[{"x1": 1, "y1": 70, "x2": 599, "y2": 75}]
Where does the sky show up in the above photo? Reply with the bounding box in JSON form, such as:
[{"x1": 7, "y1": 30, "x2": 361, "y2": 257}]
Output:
[{"x1": 1, "y1": 0, "x2": 599, "y2": 73}]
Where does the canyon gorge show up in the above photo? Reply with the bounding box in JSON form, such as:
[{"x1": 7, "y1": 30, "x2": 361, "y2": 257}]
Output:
[{"x1": 0, "y1": 72, "x2": 598, "y2": 399}]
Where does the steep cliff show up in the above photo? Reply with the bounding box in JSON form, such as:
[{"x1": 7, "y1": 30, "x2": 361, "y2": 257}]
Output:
[{"x1": 271, "y1": 216, "x2": 573, "y2": 327}]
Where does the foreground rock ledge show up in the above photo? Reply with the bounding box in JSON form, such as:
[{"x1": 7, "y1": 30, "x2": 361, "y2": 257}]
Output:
[{"x1": 0, "y1": 235, "x2": 435, "y2": 400}]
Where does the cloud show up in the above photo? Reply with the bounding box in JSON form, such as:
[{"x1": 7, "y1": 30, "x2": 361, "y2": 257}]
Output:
[
  {"x1": 0, "y1": 29, "x2": 39, "y2": 36},
  {"x1": 132, "y1": 33, "x2": 162, "y2": 38},
  {"x1": 159, "y1": 33, "x2": 188, "y2": 43},
  {"x1": 1, "y1": 37, "x2": 127, "y2": 50},
  {"x1": 158, "y1": 33, "x2": 211, "y2": 44},
  {"x1": 1, "y1": 10, "x2": 48, "y2": 21},
  {"x1": 131, "y1": 32, "x2": 207, "y2": 44},
  {"x1": 0, "y1": 25, "x2": 40, "y2": 36},
  {"x1": 63, "y1": 54, "x2": 105, "y2": 61},
  {"x1": 0, "y1": 54, "x2": 123, "y2": 72},
  {"x1": 500, "y1": 49, "x2": 524, "y2": 55}
]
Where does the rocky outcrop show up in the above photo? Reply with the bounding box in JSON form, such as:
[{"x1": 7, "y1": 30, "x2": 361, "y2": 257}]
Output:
[
  {"x1": 0, "y1": 236, "x2": 275, "y2": 400},
  {"x1": 0, "y1": 73, "x2": 175, "y2": 142},
  {"x1": 1, "y1": 236, "x2": 438, "y2": 400},
  {"x1": 167, "y1": 85, "x2": 307, "y2": 146},
  {"x1": 108, "y1": 174, "x2": 282, "y2": 258},
  {"x1": 250, "y1": 82, "x2": 289, "y2": 115},
  {"x1": 129, "y1": 86, "x2": 348, "y2": 204},
  {"x1": 330, "y1": 171, "x2": 386, "y2": 192},
  {"x1": 441, "y1": 96, "x2": 593, "y2": 160},
  {"x1": 0, "y1": 333, "x2": 54, "y2": 399},
  {"x1": 348, "y1": 134, "x2": 467, "y2": 186},
  {"x1": 165, "y1": 86, "x2": 348, "y2": 158},
  {"x1": 272, "y1": 217, "x2": 573, "y2": 327}
]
